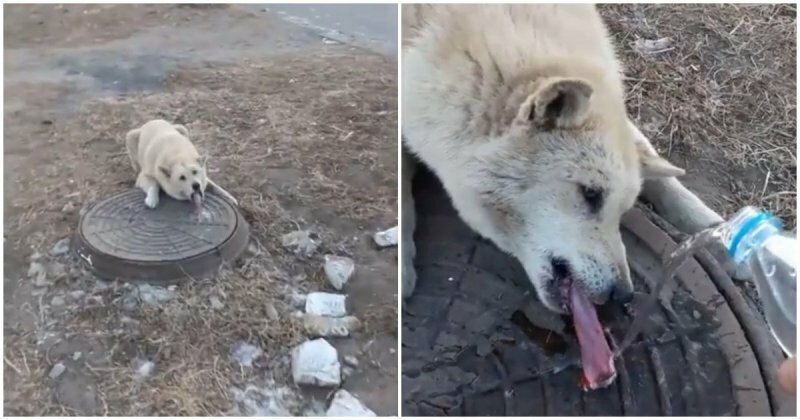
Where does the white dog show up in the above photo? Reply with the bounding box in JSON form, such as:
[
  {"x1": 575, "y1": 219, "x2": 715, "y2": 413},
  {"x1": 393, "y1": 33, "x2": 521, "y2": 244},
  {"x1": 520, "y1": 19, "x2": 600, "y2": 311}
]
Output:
[
  {"x1": 126, "y1": 119, "x2": 238, "y2": 209},
  {"x1": 401, "y1": 4, "x2": 723, "y2": 389}
]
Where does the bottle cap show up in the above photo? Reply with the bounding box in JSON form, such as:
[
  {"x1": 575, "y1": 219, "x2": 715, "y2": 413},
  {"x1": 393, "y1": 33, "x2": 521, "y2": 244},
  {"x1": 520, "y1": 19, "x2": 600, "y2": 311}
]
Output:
[{"x1": 725, "y1": 206, "x2": 782, "y2": 265}]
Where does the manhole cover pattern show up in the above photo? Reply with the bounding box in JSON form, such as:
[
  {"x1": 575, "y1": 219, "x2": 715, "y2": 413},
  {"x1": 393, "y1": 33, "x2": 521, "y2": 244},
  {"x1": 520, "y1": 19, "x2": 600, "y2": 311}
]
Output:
[
  {"x1": 402, "y1": 166, "x2": 773, "y2": 416},
  {"x1": 81, "y1": 189, "x2": 237, "y2": 262}
]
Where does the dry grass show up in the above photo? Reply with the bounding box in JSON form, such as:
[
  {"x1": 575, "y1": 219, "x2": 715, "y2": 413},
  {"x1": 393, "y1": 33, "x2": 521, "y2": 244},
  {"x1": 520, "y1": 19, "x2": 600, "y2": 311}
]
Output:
[
  {"x1": 599, "y1": 4, "x2": 797, "y2": 229},
  {"x1": 4, "y1": 49, "x2": 397, "y2": 415}
]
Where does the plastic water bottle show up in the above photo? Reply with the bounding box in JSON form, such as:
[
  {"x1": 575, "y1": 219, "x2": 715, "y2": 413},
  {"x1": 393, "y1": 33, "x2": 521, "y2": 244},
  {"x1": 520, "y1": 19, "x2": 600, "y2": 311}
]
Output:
[{"x1": 723, "y1": 206, "x2": 797, "y2": 356}]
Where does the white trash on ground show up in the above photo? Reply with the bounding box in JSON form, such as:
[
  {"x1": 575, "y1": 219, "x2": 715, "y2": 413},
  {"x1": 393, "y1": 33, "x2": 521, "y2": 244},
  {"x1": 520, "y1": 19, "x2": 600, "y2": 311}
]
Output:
[
  {"x1": 230, "y1": 341, "x2": 264, "y2": 368},
  {"x1": 291, "y1": 338, "x2": 341, "y2": 387},
  {"x1": 323, "y1": 255, "x2": 355, "y2": 290},
  {"x1": 372, "y1": 226, "x2": 398, "y2": 248},
  {"x1": 632, "y1": 37, "x2": 673, "y2": 55},
  {"x1": 326, "y1": 389, "x2": 376, "y2": 416},
  {"x1": 281, "y1": 230, "x2": 320, "y2": 257},
  {"x1": 305, "y1": 292, "x2": 347, "y2": 317},
  {"x1": 302, "y1": 314, "x2": 361, "y2": 337}
]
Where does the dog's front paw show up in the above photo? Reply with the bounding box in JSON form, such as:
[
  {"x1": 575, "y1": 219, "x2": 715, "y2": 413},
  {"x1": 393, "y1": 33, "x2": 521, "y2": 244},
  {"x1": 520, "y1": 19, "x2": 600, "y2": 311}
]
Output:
[
  {"x1": 401, "y1": 238, "x2": 418, "y2": 299},
  {"x1": 144, "y1": 192, "x2": 159, "y2": 209}
]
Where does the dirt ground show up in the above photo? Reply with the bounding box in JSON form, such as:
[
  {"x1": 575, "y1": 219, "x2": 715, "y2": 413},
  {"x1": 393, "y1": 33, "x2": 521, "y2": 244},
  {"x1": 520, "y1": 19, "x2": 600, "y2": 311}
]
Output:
[
  {"x1": 4, "y1": 4, "x2": 397, "y2": 416},
  {"x1": 598, "y1": 4, "x2": 797, "y2": 230}
]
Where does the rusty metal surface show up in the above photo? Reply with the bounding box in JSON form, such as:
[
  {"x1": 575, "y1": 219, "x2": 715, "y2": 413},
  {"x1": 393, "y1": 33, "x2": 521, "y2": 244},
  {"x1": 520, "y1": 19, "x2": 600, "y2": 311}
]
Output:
[{"x1": 74, "y1": 189, "x2": 249, "y2": 284}]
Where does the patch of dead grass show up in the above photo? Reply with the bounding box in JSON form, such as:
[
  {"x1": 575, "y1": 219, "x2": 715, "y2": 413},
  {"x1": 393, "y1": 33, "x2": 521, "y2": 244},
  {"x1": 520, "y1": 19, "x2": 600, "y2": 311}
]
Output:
[{"x1": 599, "y1": 4, "x2": 797, "y2": 228}]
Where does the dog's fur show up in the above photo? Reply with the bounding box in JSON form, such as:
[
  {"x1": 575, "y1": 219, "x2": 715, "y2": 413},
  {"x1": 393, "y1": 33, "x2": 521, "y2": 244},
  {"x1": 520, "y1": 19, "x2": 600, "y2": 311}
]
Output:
[
  {"x1": 401, "y1": 4, "x2": 724, "y2": 312},
  {"x1": 125, "y1": 119, "x2": 238, "y2": 208}
]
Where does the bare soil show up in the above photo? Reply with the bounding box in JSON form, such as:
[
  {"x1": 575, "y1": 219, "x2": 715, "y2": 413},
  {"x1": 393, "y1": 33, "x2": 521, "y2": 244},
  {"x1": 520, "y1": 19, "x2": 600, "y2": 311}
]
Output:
[
  {"x1": 599, "y1": 4, "x2": 797, "y2": 229},
  {"x1": 4, "y1": 4, "x2": 397, "y2": 416}
]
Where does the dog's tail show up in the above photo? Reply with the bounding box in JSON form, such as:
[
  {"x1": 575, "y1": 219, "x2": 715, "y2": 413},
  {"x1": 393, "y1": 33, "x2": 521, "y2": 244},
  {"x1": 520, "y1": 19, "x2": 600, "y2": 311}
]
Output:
[
  {"x1": 125, "y1": 128, "x2": 141, "y2": 172},
  {"x1": 207, "y1": 179, "x2": 239, "y2": 206}
]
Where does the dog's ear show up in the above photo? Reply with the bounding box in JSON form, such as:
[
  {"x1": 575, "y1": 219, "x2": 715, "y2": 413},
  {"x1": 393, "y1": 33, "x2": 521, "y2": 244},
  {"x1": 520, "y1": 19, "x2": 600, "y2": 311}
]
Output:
[
  {"x1": 173, "y1": 124, "x2": 189, "y2": 137},
  {"x1": 516, "y1": 77, "x2": 593, "y2": 129},
  {"x1": 159, "y1": 166, "x2": 172, "y2": 179},
  {"x1": 629, "y1": 120, "x2": 685, "y2": 179}
]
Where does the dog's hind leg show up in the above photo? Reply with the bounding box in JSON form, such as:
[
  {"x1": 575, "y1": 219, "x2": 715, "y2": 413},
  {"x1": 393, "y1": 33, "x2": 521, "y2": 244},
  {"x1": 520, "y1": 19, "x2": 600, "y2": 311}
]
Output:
[
  {"x1": 136, "y1": 172, "x2": 160, "y2": 209},
  {"x1": 207, "y1": 179, "x2": 239, "y2": 206},
  {"x1": 125, "y1": 129, "x2": 142, "y2": 172},
  {"x1": 401, "y1": 146, "x2": 418, "y2": 299}
]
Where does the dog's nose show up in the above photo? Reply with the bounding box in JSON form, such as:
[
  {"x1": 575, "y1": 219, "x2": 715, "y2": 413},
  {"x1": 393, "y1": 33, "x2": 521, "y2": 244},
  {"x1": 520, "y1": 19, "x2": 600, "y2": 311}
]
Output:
[
  {"x1": 610, "y1": 281, "x2": 634, "y2": 304},
  {"x1": 192, "y1": 182, "x2": 200, "y2": 191}
]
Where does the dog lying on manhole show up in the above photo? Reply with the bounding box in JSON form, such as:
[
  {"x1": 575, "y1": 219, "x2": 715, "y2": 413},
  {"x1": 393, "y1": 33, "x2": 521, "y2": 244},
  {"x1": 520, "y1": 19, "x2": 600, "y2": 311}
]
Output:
[
  {"x1": 401, "y1": 4, "x2": 721, "y2": 390},
  {"x1": 126, "y1": 119, "x2": 238, "y2": 211}
]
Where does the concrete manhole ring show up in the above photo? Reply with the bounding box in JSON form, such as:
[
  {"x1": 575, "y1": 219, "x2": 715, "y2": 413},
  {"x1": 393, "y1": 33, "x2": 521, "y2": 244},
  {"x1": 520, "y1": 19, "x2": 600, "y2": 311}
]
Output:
[
  {"x1": 402, "y1": 166, "x2": 786, "y2": 416},
  {"x1": 74, "y1": 189, "x2": 249, "y2": 284}
]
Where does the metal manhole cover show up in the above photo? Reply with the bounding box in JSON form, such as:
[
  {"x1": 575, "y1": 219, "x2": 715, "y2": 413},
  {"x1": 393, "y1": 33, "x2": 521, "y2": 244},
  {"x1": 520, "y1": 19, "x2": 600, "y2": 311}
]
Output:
[
  {"x1": 74, "y1": 189, "x2": 249, "y2": 284},
  {"x1": 402, "y1": 165, "x2": 788, "y2": 416}
]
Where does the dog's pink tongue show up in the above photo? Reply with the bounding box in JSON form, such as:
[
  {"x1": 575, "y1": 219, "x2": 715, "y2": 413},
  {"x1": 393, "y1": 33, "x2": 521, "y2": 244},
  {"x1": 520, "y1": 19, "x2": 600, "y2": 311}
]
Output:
[
  {"x1": 191, "y1": 192, "x2": 203, "y2": 212},
  {"x1": 569, "y1": 282, "x2": 617, "y2": 390}
]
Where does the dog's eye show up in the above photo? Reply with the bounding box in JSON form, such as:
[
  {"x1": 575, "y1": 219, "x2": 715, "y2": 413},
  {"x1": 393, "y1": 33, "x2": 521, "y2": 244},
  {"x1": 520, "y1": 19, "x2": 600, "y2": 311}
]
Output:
[
  {"x1": 179, "y1": 175, "x2": 186, "y2": 181},
  {"x1": 579, "y1": 184, "x2": 604, "y2": 213},
  {"x1": 192, "y1": 170, "x2": 197, "y2": 176}
]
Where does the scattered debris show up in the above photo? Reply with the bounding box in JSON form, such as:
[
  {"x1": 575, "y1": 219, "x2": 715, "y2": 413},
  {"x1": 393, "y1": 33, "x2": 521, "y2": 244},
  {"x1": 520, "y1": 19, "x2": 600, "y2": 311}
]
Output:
[
  {"x1": 27, "y1": 261, "x2": 48, "y2": 286},
  {"x1": 51, "y1": 296, "x2": 65, "y2": 306},
  {"x1": 302, "y1": 314, "x2": 361, "y2": 337},
  {"x1": 281, "y1": 230, "x2": 320, "y2": 257},
  {"x1": 326, "y1": 389, "x2": 376, "y2": 416},
  {"x1": 49, "y1": 362, "x2": 66, "y2": 380},
  {"x1": 321, "y1": 37, "x2": 340, "y2": 45},
  {"x1": 69, "y1": 290, "x2": 86, "y2": 300},
  {"x1": 290, "y1": 292, "x2": 307, "y2": 309},
  {"x1": 132, "y1": 358, "x2": 155, "y2": 380},
  {"x1": 50, "y1": 262, "x2": 67, "y2": 281},
  {"x1": 72, "y1": 352, "x2": 82, "y2": 361},
  {"x1": 50, "y1": 238, "x2": 71, "y2": 256},
  {"x1": 230, "y1": 381, "x2": 303, "y2": 416},
  {"x1": 372, "y1": 226, "x2": 398, "y2": 248},
  {"x1": 632, "y1": 37, "x2": 674, "y2": 55},
  {"x1": 209, "y1": 295, "x2": 225, "y2": 310},
  {"x1": 291, "y1": 338, "x2": 341, "y2": 387},
  {"x1": 305, "y1": 292, "x2": 347, "y2": 317},
  {"x1": 230, "y1": 341, "x2": 264, "y2": 368},
  {"x1": 62, "y1": 201, "x2": 77, "y2": 213},
  {"x1": 323, "y1": 255, "x2": 355, "y2": 290},
  {"x1": 343, "y1": 355, "x2": 359, "y2": 367},
  {"x1": 133, "y1": 284, "x2": 175, "y2": 306}
]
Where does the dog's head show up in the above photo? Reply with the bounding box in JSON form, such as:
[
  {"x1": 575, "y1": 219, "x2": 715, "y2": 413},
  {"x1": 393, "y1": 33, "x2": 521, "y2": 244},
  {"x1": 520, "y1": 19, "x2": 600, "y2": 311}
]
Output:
[
  {"x1": 155, "y1": 154, "x2": 209, "y2": 202},
  {"x1": 464, "y1": 77, "x2": 684, "y2": 313}
]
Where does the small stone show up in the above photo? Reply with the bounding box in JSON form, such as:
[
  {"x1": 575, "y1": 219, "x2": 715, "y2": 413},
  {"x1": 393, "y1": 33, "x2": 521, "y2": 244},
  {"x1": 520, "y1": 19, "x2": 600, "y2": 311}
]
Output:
[
  {"x1": 290, "y1": 292, "x2": 307, "y2": 309},
  {"x1": 50, "y1": 296, "x2": 65, "y2": 306},
  {"x1": 27, "y1": 261, "x2": 47, "y2": 286},
  {"x1": 62, "y1": 202, "x2": 76, "y2": 213},
  {"x1": 326, "y1": 389, "x2": 376, "y2": 416},
  {"x1": 343, "y1": 355, "x2": 359, "y2": 367},
  {"x1": 72, "y1": 352, "x2": 82, "y2": 361},
  {"x1": 323, "y1": 255, "x2": 355, "y2": 290},
  {"x1": 305, "y1": 292, "x2": 347, "y2": 317},
  {"x1": 265, "y1": 303, "x2": 279, "y2": 321},
  {"x1": 230, "y1": 341, "x2": 264, "y2": 368},
  {"x1": 302, "y1": 314, "x2": 361, "y2": 337},
  {"x1": 209, "y1": 296, "x2": 225, "y2": 310},
  {"x1": 69, "y1": 290, "x2": 86, "y2": 300},
  {"x1": 291, "y1": 338, "x2": 341, "y2": 387},
  {"x1": 342, "y1": 365, "x2": 355, "y2": 378},
  {"x1": 50, "y1": 238, "x2": 70, "y2": 257},
  {"x1": 30, "y1": 251, "x2": 43, "y2": 261},
  {"x1": 135, "y1": 284, "x2": 175, "y2": 306},
  {"x1": 132, "y1": 358, "x2": 155, "y2": 380},
  {"x1": 693, "y1": 310, "x2": 701, "y2": 320},
  {"x1": 167, "y1": 285, "x2": 177, "y2": 292},
  {"x1": 50, "y1": 262, "x2": 67, "y2": 281},
  {"x1": 49, "y1": 362, "x2": 66, "y2": 379},
  {"x1": 372, "y1": 226, "x2": 398, "y2": 248},
  {"x1": 281, "y1": 230, "x2": 320, "y2": 257}
]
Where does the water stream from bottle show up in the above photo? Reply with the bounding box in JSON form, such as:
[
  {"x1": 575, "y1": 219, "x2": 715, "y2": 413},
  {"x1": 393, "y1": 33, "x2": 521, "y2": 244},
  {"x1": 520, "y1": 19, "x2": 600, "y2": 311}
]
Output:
[{"x1": 614, "y1": 224, "x2": 729, "y2": 357}]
